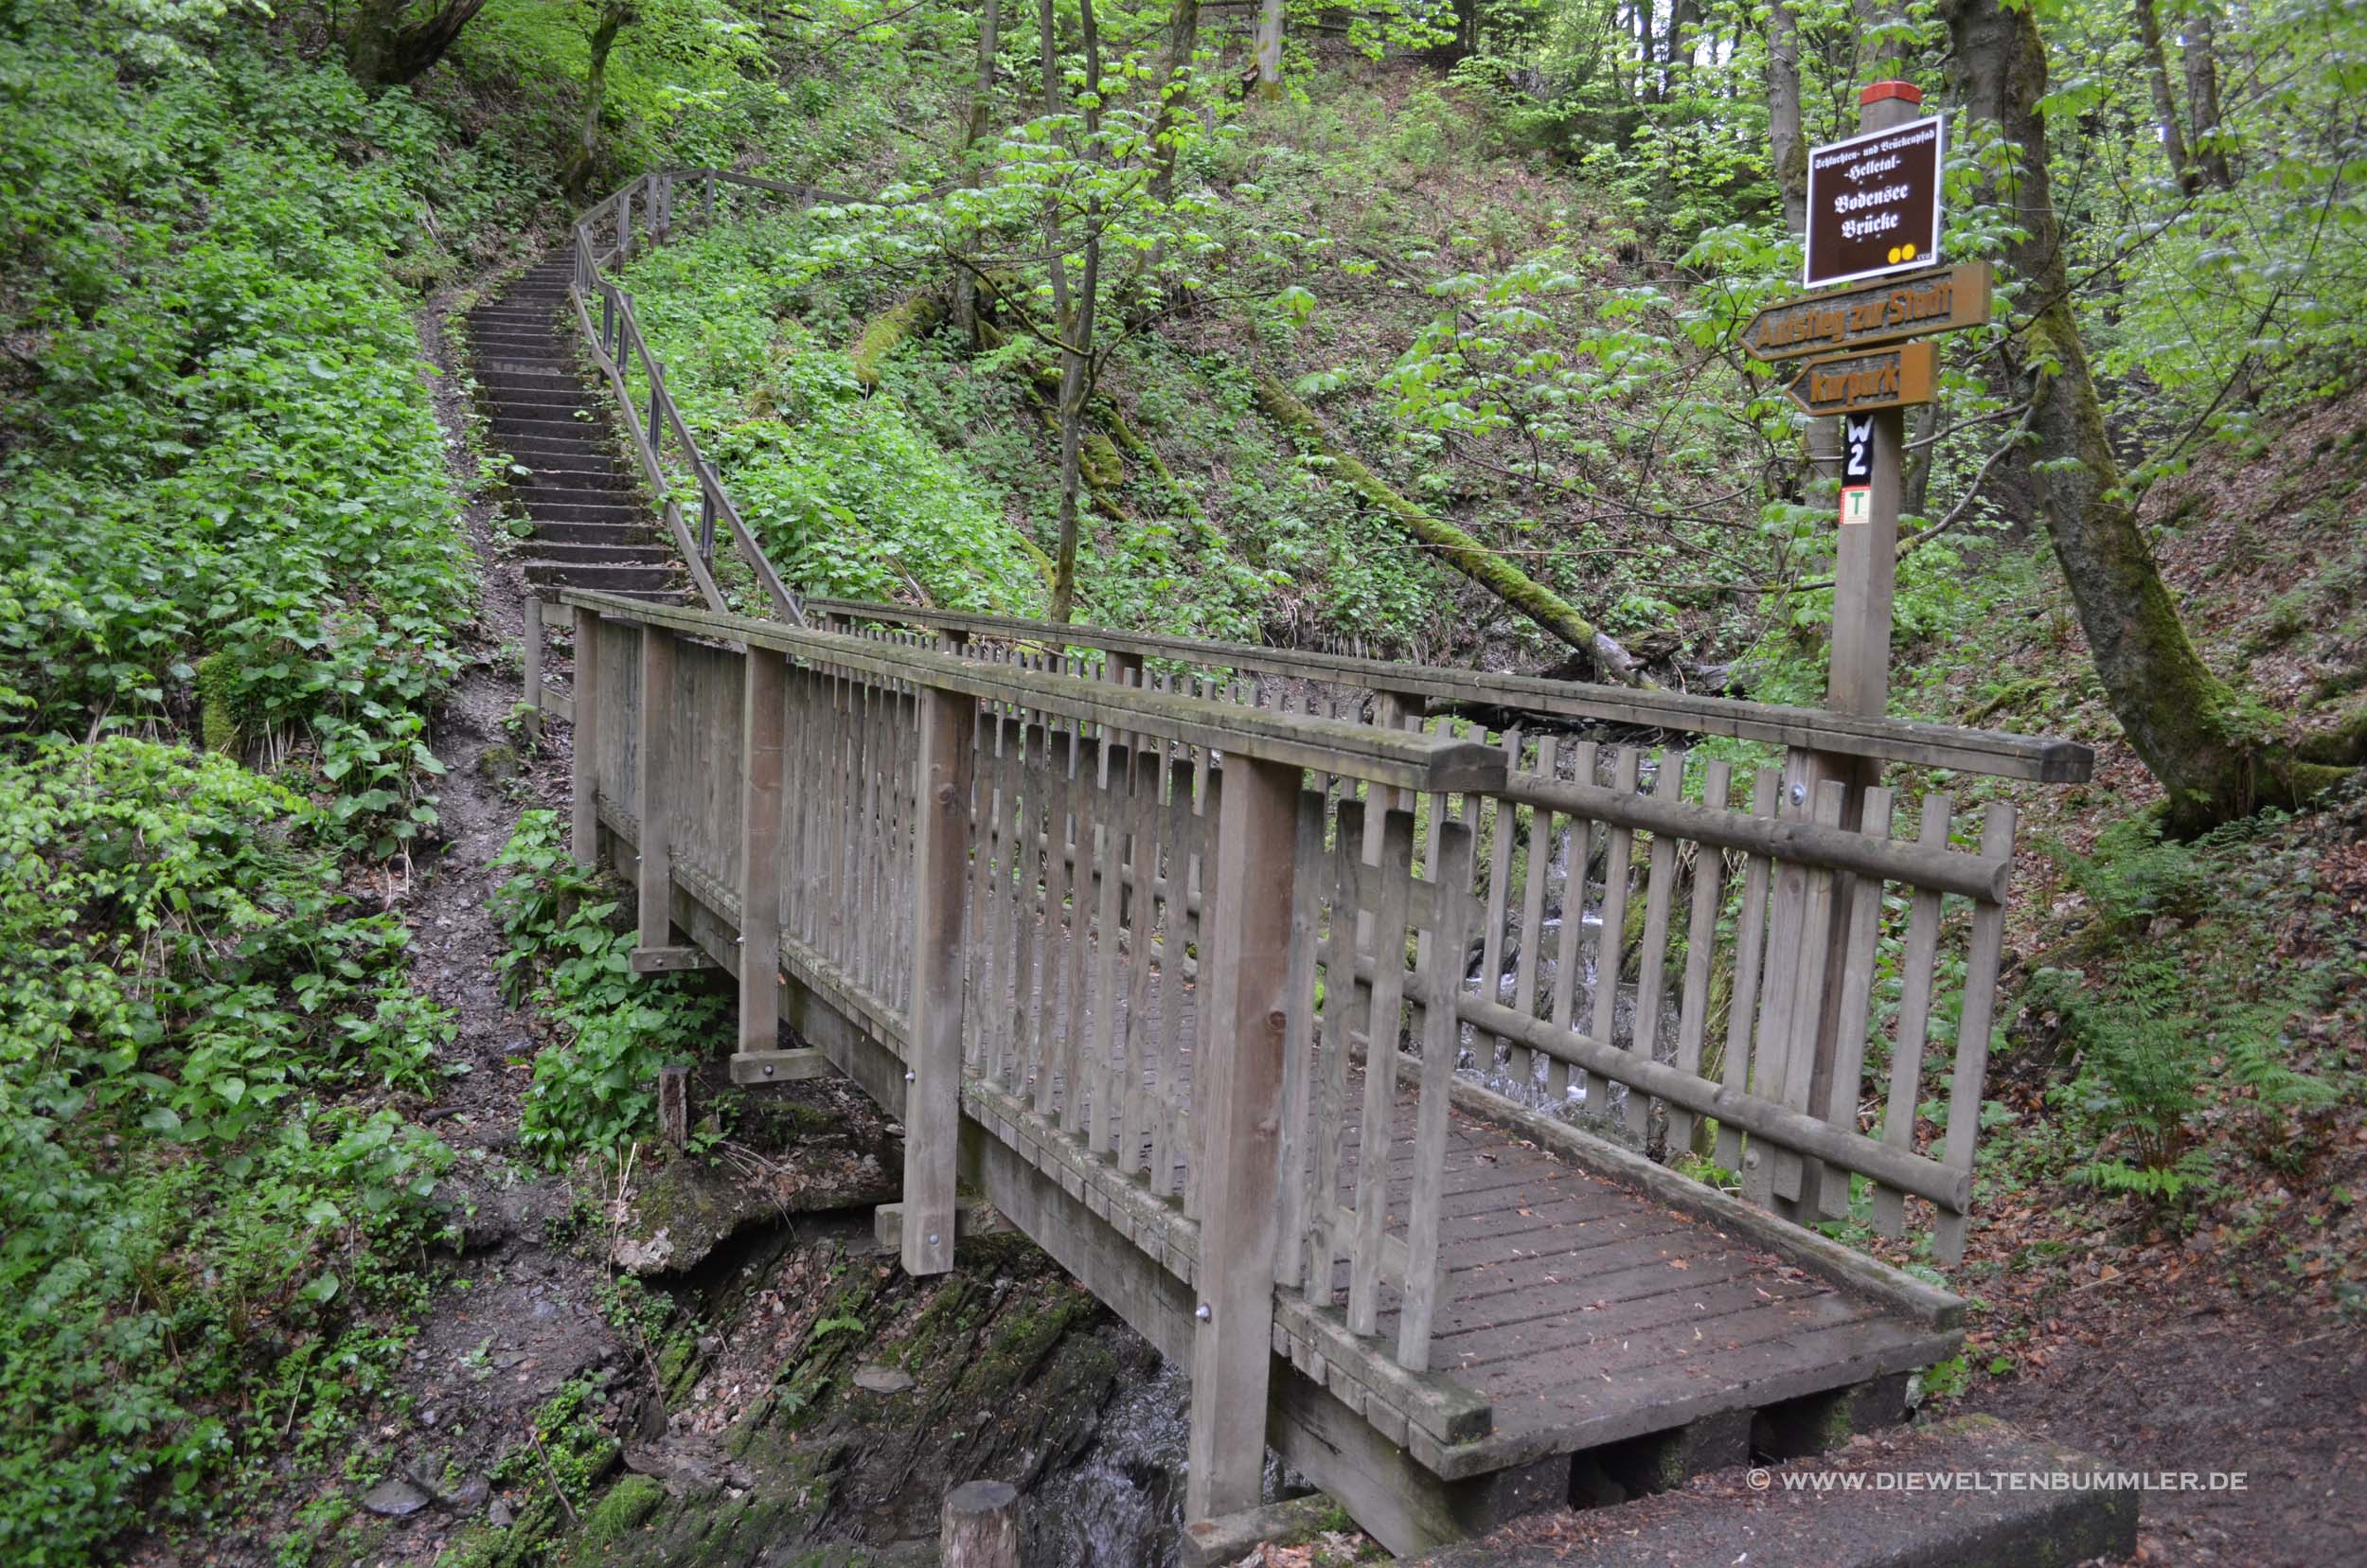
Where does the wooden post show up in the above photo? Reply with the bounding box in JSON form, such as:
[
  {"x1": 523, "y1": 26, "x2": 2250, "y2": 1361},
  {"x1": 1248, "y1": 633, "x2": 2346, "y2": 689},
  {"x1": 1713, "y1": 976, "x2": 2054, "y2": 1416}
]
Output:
[
  {"x1": 523, "y1": 597, "x2": 545, "y2": 741},
  {"x1": 656, "y1": 1064, "x2": 689, "y2": 1147},
  {"x1": 739, "y1": 646, "x2": 787, "y2": 1057},
  {"x1": 1779, "y1": 79, "x2": 1920, "y2": 1218},
  {"x1": 570, "y1": 605, "x2": 602, "y2": 865},
  {"x1": 1184, "y1": 753, "x2": 1302, "y2": 1523},
  {"x1": 638, "y1": 626, "x2": 675, "y2": 952},
  {"x1": 902, "y1": 684, "x2": 976, "y2": 1277},
  {"x1": 939, "y1": 1480, "x2": 1020, "y2": 1568}
]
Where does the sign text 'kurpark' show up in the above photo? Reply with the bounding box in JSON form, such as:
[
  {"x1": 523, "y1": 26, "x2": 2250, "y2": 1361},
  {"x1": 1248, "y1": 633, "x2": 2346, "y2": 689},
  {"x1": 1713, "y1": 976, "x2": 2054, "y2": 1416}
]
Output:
[{"x1": 1782, "y1": 340, "x2": 1936, "y2": 417}]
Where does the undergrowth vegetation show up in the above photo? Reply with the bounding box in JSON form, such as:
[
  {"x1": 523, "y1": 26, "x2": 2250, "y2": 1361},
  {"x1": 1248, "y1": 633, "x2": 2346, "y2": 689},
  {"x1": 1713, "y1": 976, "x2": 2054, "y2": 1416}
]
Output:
[
  {"x1": 0, "y1": 740, "x2": 454, "y2": 1561},
  {"x1": 492, "y1": 811, "x2": 725, "y2": 1163},
  {"x1": 0, "y1": 10, "x2": 552, "y2": 1558}
]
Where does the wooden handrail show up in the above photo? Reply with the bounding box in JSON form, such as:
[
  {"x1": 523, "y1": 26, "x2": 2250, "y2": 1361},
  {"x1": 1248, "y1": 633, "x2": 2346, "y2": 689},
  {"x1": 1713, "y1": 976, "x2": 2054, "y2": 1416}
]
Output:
[
  {"x1": 556, "y1": 589, "x2": 1507, "y2": 794},
  {"x1": 563, "y1": 170, "x2": 808, "y2": 624},
  {"x1": 805, "y1": 597, "x2": 2092, "y2": 783}
]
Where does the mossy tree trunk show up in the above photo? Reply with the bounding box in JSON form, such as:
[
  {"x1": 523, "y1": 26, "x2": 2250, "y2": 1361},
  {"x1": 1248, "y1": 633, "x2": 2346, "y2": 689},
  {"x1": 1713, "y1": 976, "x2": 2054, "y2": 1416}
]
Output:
[
  {"x1": 563, "y1": 0, "x2": 635, "y2": 205},
  {"x1": 1251, "y1": 372, "x2": 1654, "y2": 685},
  {"x1": 951, "y1": 0, "x2": 1003, "y2": 344},
  {"x1": 2183, "y1": 4, "x2": 2237, "y2": 190},
  {"x1": 2133, "y1": 0, "x2": 2200, "y2": 196},
  {"x1": 1038, "y1": 0, "x2": 1104, "y2": 623},
  {"x1": 1766, "y1": 0, "x2": 1806, "y2": 234},
  {"x1": 344, "y1": 0, "x2": 487, "y2": 89},
  {"x1": 1944, "y1": 0, "x2": 2346, "y2": 830}
]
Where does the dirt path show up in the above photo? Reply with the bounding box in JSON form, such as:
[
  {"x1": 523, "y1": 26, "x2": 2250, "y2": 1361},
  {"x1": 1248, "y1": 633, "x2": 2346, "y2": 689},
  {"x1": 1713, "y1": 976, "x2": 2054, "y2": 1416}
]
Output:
[
  {"x1": 1966, "y1": 1286, "x2": 2367, "y2": 1565},
  {"x1": 296, "y1": 285, "x2": 637, "y2": 1563}
]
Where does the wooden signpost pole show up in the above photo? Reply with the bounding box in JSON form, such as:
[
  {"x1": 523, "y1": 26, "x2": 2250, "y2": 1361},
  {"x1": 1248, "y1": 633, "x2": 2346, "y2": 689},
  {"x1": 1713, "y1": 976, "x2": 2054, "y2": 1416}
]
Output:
[{"x1": 1777, "y1": 80, "x2": 1924, "y2": 1220}]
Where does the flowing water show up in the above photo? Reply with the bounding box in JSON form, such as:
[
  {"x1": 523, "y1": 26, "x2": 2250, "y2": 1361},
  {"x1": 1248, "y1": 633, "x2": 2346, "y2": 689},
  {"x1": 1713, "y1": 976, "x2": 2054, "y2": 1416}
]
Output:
[{"x1": 1024, "y1": 1360, "x2": 1191, "y2": 1568}]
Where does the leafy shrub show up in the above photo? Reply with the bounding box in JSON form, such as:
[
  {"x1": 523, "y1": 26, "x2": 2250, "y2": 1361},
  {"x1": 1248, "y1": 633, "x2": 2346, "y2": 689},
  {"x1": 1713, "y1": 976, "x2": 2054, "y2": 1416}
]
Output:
[
  {"x1": 491, "y1": 811, "x2": 727, "y2": 1163},
  {"x1": 0, "y1": 16, "x2": 531, "y2": 845},
  {"x1": 0, "y1": 739, "x2": 453, "y2": 1560}
]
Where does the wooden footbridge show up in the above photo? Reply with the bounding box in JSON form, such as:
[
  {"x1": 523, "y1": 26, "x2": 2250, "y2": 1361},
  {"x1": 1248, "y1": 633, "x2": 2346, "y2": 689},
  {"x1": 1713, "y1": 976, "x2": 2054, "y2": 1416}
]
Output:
[{"x1": 504, "y1": 170, "x2": 2093, "y2": 1556}]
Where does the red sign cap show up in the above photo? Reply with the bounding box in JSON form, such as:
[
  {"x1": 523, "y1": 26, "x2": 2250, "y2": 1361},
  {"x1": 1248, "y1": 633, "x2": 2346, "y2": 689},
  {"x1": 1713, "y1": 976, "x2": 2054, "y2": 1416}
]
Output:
[{"x1": 1861, "y1": 80, "x2": 1923, "y2": 106}]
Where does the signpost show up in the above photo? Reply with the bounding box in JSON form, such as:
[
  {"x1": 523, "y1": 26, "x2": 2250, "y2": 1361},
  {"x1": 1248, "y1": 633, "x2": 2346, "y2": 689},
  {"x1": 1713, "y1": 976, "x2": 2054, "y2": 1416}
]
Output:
[
  {"x1": 1803, "y1": 99, "x2": 1944, "y2": 289},
  {"x1": 1754, "y1": 80, "x2": 1977, "y2": 1224}
]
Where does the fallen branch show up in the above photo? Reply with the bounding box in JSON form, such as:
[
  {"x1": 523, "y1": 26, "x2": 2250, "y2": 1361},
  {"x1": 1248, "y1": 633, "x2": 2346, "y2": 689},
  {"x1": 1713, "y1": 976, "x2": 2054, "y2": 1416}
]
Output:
[{"x1": 1249, "y1": 371, "x2": 1657, "y2": 686}]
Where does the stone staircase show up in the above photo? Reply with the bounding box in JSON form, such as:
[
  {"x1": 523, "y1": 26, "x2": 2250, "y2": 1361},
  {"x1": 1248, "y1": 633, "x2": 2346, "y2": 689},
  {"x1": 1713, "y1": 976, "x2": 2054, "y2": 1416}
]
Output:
[{"x1": 465, "y1": 258, "x2": 690, "y2": 603}]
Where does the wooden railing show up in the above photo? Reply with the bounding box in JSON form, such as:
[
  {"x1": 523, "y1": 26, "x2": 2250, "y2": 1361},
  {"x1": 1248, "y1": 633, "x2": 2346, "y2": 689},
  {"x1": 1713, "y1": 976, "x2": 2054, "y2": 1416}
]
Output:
[
  {"x1": 564, "y1": 169, "x2": 816, "y2": 623},
  {"x1": 555, "y1": 585, "x2": 2047, "y2": 1387}
]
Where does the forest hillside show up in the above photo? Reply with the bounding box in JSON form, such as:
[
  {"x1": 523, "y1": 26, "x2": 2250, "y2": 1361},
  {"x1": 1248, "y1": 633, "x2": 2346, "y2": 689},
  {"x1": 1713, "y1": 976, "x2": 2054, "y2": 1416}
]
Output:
[{"x1": 1, "y1": 0, "x2": 2361, "y2": 1562}]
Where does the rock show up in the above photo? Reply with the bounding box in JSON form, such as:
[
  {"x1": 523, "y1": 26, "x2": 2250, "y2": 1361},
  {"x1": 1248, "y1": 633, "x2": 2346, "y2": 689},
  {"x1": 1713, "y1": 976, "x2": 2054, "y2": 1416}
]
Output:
[
  {"x1": 853, "y1": 1363, "x2": 916, "y2": 1395},
  {"x1": 441, "y1": 1472, "x2": 492, "y2": 1513},
  {"x1": 362, "y1": 1476, "x2": 433, "y2": 1518},
  {"x1": 489, "y1": 1497, "x2": 514, "y2": 1529},
  {"x1": 608, "y1": 1150, "x2": 897, "y2": 1277}
]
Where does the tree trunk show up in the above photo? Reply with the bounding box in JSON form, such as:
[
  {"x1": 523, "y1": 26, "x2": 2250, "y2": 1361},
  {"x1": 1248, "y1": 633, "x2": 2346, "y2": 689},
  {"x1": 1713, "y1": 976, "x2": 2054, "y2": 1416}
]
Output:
[
  {"x1": 1943, "y1": 0, "x2": 2341, "y2": 829},
  {"x1": 563, "y1": 0, "x2": 633, "y2": 205},
  {"x1": 344, "y1": 0, "x2": 487, "y2": 89},
  {"x1": 1251, "y1": 372, "x2": 1654, "y2": 684},
  {"x1": 1254, "y1": 0, "x2": 1282, "y2": 99},
  {"x1": 2182, "y1": 3, "x2": 2236, "y2": 190},
  {"x1": 1149, "y1": 0, "x2": 1200, "y2": 207},
  {"x1": 1666, "y1": 0, "x2": 1701, "y2": 82},
  {"x1": 1040, "y1": 0, "x2": 1104, "y2": 623},
  {"x1": 2132, "y1": 0, "x2": 2199, "y2": 195},
  {"x1": 952, "y1": 0, "x2": 1003, "y2": 343},
  {"x1": 1766, "y1": 0, "x2": 1807, "y2": 234}
]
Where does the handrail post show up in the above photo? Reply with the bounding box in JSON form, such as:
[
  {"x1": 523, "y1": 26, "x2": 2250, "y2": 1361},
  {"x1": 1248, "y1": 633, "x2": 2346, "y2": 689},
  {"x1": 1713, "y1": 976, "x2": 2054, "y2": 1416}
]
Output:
[
  {"x1": 570, "y1": 604, "x2": 602, "y2": 864},
  {"x1": 523, "y1": 597, "x2": 545, "y2": 740},
  {"x1": 739, "y1": 646, "x2": 788, "y2": 1059},
  {"x1": 699, "y1": 488, "x2": 717, "y2": 561},
  {"x1": 902, "y1": 683, "x2": 976, "y2": 1277},
  {"x1": 637, "y1": 626, "x2": 675, "y2": 950},
  {"x1": 648, "y1": 363, "x2": 665, "y2": 449},
  {"x1": 601, "y1": 289, "x2": 615, "y2": 358},
  {"x1": 618, "y1": 186, "x2": 633, "y2": 262},
  {"x1": 1184, "y1": 752, "x2": 1302, "y2": 1523}
]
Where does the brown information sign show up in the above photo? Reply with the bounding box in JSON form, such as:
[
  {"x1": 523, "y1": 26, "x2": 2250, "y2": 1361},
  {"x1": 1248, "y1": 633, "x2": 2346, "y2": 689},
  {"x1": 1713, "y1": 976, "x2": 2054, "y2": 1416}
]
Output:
[
  {"x1": 1744, "y1": 263, "x2": 1990, "y2": 364},
  {"x1": 1783, "y1": 341, "x2": 1936, "y2": 417},
  {"x1": 1804, "y1": 116, "x2": 1945, "y2": 289}
]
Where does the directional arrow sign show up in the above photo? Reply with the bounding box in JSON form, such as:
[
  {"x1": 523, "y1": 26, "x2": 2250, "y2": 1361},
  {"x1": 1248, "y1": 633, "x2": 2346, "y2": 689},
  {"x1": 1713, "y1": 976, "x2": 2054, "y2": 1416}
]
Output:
[
  {"x1": 1783, "y1": 341, "x2": 1936, "y2": 417},
  {"x1": 1743, "y1": 263, "x2": 1991, "y2": 364}
]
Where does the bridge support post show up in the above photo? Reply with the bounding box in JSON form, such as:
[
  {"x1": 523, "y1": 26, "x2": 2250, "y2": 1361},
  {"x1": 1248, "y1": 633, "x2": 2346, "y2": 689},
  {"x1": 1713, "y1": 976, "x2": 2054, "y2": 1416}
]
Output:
[
  {"x1": 902, "y1": 685, "x2": 976, "y2": 1277},
  {"x1": 637, "y1": 627, "x2": 675, "y2": 952},
  {"x1": 570, "y1": 605, "x2": 602, "y2": 865},
  {"x1": 1185, "y1": 752, "x2": 1302, "y2": 1523},
  {"x1": 739, "y1": 645, "x2": 787, "y2": 1058}
]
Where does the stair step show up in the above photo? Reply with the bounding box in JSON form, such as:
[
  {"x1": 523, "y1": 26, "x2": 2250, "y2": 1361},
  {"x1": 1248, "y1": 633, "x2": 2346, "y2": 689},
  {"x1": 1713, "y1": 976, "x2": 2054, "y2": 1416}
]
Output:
[
  {"x1": 523, "y1": 501, "x2": 650, "y2": 526},
  {"x1": 491, "y1": 414, "x2": 604, "y2": 438},
  {"x1": 524, "y1": 562, "x2": 685, "y2": 592},
  {"x1": 478, "y1": 368, "x2": 588, "y2": 391},
  {"x1": 523, "y1": 543, "x2": 673, "y2": 565},
  {"x1": 490, "y1": 398, "x2": 598, "y2": 421},
  {"x1": 509, "y1": 454, "x2": 632, "y2": 475},
  {"x1": 500, "y1": 445, "x2": 629, "y2": 471},
  {"x1": 531, "y1": 521, "x2": 659, "y2": 546},
  {"x1": 517, "y1": 486, "x2": 645, "y2": 509}
]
